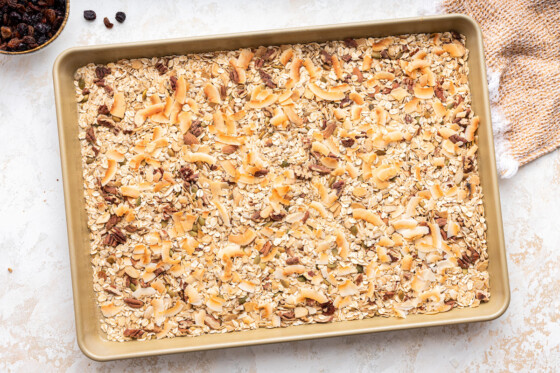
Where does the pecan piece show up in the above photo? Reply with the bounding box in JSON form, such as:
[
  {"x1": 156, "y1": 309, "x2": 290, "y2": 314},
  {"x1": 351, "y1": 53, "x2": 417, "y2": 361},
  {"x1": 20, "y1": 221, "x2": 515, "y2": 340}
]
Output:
[
  {"x1": 98, "y1": 104, "x2": 110, "y2": 115},
  {"x1": 230, "y1": 68, "x2": 240, "y2": 84},
  {"x1": 123, "y1": 328, "x2": 144, "y2": 339},
  {"x1": 124, "y1": 298, "x2": 144, "y2": 308},
  {"x1": 260, "y1": 241, "x2": 272, "y2": 256},
  {"x1": 280, "y1": 311, "x2": 295, "y2": 320},
  {"x1": 343, "y1": 38, "x2": 358, "y2": 48},
  {"x1": 254, "y1": 169, "x2": 269, "y2": 177},
  {"x1": 222, "y1": 145, "x2": 238, "y2": 154},
  {"x1": 155, "y1": 62, "x2": 168, "y2": 75},
  {"x1": 251, "y1": 210, "x2": 262, "y2": 222},
  {"x1": 320, "y1": 301, "x2": 336, "y2": 316},
  {"x1": 286, "y1": 257, "x2": 300, "y2": 265},
  {"x1": 332, "y1": 180, "x2": 345, "y2": 196},
  {"x1": 258, "y1": 69, "x2": 276, "y2": 88},
  {"x1": 183, "y1": 132, "x2": 200, "y2": 146},
  {"x1": 270, "y1": 212, "x2": 286, "y2": 221},
  {"x1": 340, "y1": 138, "x2": 355, "y2": 147},
  {"x1": 352, "y1": 66, "x2": 364, "y2": 83},
  {"x1": 449, "y1": 134, "x2": 468, "y2": 144},
  {"x1": 435, "y1": 218, "x2": 447, "y2": 228},
  {"x1": 179, "y1": 166, "x2": 198, "y2": 183},
  {"x1": 170, "y1": 76, "x2": 178, "y2": 90},
  {"x1": 85, "y1": 126, "x2": 96, "y2": 144},
  {"x1": 301, "y1": 210, "x2": 310, "y2": 224},
  {"x1": 105, "y1": 214, "x2": 121, "y2": 231},
  {"x1": 322, "y1": 121, "x2": 337, "y2": 138},
  {"x1": 309, "y1": 163, "x2": 331, "y2": 175}
]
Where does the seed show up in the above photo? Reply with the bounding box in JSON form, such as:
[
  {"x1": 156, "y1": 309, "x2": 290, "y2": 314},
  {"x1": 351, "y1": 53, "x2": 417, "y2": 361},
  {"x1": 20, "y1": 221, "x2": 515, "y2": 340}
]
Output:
[
  {"x1": 327, "y1": 263, "x2": 337, "y2": 269},
  {"x1": 446, "y1": 103, "x2": 455, "y2": 109},
  {"x1": 238, "y1": 296, "x2": 247, "y2": 304},
  {"x1": 356, "y1": 264, "x2": 364, "y2": 273},
  {"x1": 142, "y1": 89, "x2": 147, "y2": 100},
  {"x1": 331, "y1": 247, "x2": 338, "y2": 256},
  {"x1": 259, "y1": 262, "x2": 266, "y2": 270},
  {"x1": 297, "y1": 275, "x2": 306, "y2": 282},
  {"x1": 79, "y1": 95, "x2": 89, "y2": 103},
  {"x1": 129, "y1": 283, "x2": 137, "y2": 291},
  {"x1": 167, "y1": 148, "x2": 175, "y2": 157},
  {"x1": 78, "y1": 78, "x2": 85, "y2": 90},
  {"x1": 112, "y1": 116, "x2": 122, "y2": 123},
  {"x1": 115, "y1": 11, "x2": 126, "y2": 23},
  {"x1": 253, "y1": 254, "x2": 261, "y2": 264},
  {"x1": 372, "y1": 51, "x2": 382, "y2": 59},
  {"x1": 86, "y1": 157, "x2": 94, "y2": 164},
  {"x1": 197, "y1": 216, "x2": 206, "y2": 226},
  {"x1": 83, "y1": 10, "x2": 96, "y2": 21},
  {"x1": 136, "y1": 197, "x2": 141, "y2": 206},
  {"x1": 350, "y1": 225, "x2": 358, "y2": 235},
  {"x1": 161, "y1": 220, "x2": 168, "y2": 228},
  {"x1": 107, "y1": 255, "x2": 116, "y2": 264},
  {"x1": 280, "y1": 160, "x2": 289, "y2": 168},
  {"x1": 280, "y1": 279, "x2": 289, "y2": 288},
  {"x1": 103, "y1": 17, "x2": 114, "y2": 29},
  {"x1": 190, "y1": 185, "x2": 198, "y2": 193},
  {"x1": 328, "y1": 176, "x2": 336, "y2": 187},
  {"x1": 189, "y1": 231, "x2": 198, "y2": 237}
]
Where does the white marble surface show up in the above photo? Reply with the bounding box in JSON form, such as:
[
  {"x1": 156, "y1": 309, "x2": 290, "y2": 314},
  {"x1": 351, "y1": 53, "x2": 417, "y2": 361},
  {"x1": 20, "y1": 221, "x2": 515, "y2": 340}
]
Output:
[{"x1": 1, "y1": 0, "x2": 558, "y2": 371}]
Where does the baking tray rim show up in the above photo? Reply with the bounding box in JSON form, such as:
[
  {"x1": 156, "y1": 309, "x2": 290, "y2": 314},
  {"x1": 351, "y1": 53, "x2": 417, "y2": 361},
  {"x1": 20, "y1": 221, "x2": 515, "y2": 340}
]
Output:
[{"x1": 53, "y1": 13, "x2": 510, "y2": 361}]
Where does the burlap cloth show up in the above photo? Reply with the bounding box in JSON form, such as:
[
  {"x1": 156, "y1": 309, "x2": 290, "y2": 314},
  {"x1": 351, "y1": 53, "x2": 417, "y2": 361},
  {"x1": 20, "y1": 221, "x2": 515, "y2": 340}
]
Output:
[{"x1": 443, "y1": 0, "x2": 560, "y2": 177}]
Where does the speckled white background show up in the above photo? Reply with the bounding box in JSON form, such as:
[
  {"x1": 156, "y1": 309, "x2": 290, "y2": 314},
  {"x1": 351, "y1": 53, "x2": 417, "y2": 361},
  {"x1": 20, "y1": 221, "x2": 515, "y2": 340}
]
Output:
[{"x1": 1, "y1": 0, "x2": 559, "y2": 371}]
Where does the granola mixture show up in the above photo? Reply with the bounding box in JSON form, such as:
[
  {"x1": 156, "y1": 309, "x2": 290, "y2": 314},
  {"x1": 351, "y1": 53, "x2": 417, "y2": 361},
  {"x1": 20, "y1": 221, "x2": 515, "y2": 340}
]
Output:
[{"x1": 74, "y1": 33, "x2": 489, "y2": 342}]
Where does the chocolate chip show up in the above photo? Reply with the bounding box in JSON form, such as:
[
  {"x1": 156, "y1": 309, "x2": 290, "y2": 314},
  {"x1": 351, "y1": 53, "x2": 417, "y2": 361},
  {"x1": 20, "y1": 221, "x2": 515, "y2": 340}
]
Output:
[
  {"x1": 115, "y1": 11, "x2": 126, "y2": 23},
  {"x1": 103, "y1": 17, "x2": 114, "y2": 29},
  {"x1": 83, "y1": 10, "x2": 96, "y2": 21}
]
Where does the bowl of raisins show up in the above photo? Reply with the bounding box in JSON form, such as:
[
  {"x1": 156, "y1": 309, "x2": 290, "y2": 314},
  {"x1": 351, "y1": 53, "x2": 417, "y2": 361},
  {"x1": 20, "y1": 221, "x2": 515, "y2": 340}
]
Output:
[{"x1": 0, "y1": 0, "x2": 69, "y2": 55}]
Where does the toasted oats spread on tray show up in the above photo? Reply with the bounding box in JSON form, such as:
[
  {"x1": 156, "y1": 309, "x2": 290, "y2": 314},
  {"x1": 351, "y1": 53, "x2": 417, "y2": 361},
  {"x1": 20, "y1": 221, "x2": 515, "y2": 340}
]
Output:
[{"x1": 74, "y1": 32, "x2": 489, "y2": 342}]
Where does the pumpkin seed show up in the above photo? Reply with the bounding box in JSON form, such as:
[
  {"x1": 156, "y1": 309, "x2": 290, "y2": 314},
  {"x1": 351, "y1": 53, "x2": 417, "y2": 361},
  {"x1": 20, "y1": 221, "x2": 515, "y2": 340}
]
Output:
[
  {"x1": 78, "y1": 78, "x2": 85, "y2": 90},
  {"x1": 350, "y1": 225, "x2": 358, "y2": 235},
  {"x1": 356, "y1": 264, "x2": 364, "y2": 273}
]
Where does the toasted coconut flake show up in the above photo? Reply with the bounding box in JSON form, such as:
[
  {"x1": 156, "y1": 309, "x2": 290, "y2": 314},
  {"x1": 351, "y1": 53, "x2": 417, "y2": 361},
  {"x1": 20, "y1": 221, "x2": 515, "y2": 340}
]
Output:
[
  {"x1": 406, "y1": 59, "x2": 431, "y2": 73},
  {"x1": 107, "y1": 149, "x2": 125, "y2": 162},
  {"x1": 101, "y1": 303, "x2": 122, "y2": 317},
  {"x1": 353, "y1": 208, "x2": 383, "y2": 226},
  {"x1": 213, "y1": 199, "x2": 230, "y2": 226},
  {"x1": 183, "y1": 152, "x2": 216, "y2": 165},
  {"x1": 237, "y1": 49, "x2": 254, "y2": 69},
  {"x1": 398, "y1": 226, "x2": 430, "y2": 240},
  {"x1": 335, "y1": 230, "x2": 349, "y2": 259},
  {"x1": 216, "y1": 133, "x2": 246, "y2": 146},
  {"x1": 239, "y1": 280, "x2": 257, "y2": 293},
  {"x1": 110, "y1": 92, "x2": 126, "y2": 118},
  {"x1": 290, "y1": 58, "x2": 303, "y2": 83},
  {"x1": 229, "y1": 228, "x2": 257, "y2": 246},
  {"x1": 270, "y1": 107, "x2": 289, "y2": 127},
  {"x1": 174, "y1": 76, "x2": 187, "y2": 104},
  {"x1": 185, "y1": 285, "x2": 203, "y2": 306},
  {"x1": 134, "y1": 103, "x2": 165, "y2": 125},
  {"x1": 332, "y1": 55, "x2": 343, "y2": 79},
  {"x1": 309, "y1": 201, "x2": 328, "y2": 218},
  {"x1": 303, "y1": 58, "x2": 320, "y2": 80},
  {"x1": 447, "y1": 221, "x2": 460, "y2": 237},
  {"x1": 443, "y1": 40, "x2": 466, "y2": 57},
  {"x1": 101, "y1": 159, "x2": 117, "y2": 186},
  {"x1": 308, "y1": 83, "x2": 344, "y2": 101},
  {"x1": 414, "y1": 85, "x2": 434, "y2": 99},
  {"x1": 430, "y1": 183, "x2": 444, "y2": 198},
  {"x1": 433, "y1": 101, "x2": 447, "y2": 117},
  {"x1": 247, "y1": 93, "x2": 278, "y2": 109},
  {"x1": 280, "y1": 48, "x2": 294, "y2": 66},
  {"x1": 465, "y1": 116, "x2": 479, "y2": 142},
  {"x1": 204, "y1": 83, "x2": 221, "y2": 104},
  {"x1": 374, "y1": 106, "x2": 388, "y2": 126},
  {"x1": 283, "y1": 265, "x2": 306, "y2": 276},
  {"x1": 206, "y1": 295, "x2": 225, "y2": 313},
  {"x1": 284, "y1": 105, "x2": 303, "y2": 126},
  {"x1": 392, "y1": 218, "x2": 418, "y2": 230},
  {"x1": 362, "y1": 54, "x2": 373, "y2": 71},
  {"x1": 375, "y1": 71, "x2": 395, "y2": 80},
  {"x1": 390, "y1": 87, "x2": 409, "y2": 101},
  {"x1": 338, "y1": 279, "x2": 359, "y2": 296},
  {"x1": 371, "y1": 37, "x2": 392, "y2": 51},
  {"x1": 121, "y1": 185, "x2": 140, "y2": 198},
  {"x1": 298, "y1": 288, "x2": 328, "y2": 304}
]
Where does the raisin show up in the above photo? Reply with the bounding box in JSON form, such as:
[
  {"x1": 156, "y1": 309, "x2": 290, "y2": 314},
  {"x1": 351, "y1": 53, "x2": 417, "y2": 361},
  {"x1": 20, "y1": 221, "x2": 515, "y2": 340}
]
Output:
[
  {"x1": 103, "y1": 17, "x2": 114, "y2": 29},
  {"x1": 83, "y1": 10, "x2": 96, "y2": 21},
  {"x1": 115, "y1": 11, "x2": 126, "y2": 23}
]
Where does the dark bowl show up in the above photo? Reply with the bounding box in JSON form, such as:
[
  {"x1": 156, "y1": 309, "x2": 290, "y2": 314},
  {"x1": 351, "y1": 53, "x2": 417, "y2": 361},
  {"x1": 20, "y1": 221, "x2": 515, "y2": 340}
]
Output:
[{"x1": 0, "y1": 0, "x2": 70, "y2": 55}]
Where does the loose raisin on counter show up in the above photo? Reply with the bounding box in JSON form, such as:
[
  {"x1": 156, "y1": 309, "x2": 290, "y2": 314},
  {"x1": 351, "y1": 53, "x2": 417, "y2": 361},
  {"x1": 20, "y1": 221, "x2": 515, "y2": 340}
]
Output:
[
  {"x1": 103, "y1": 17, "x2": 114, "y2": 29},
  {"x1": 83, "y1": 10, "x2": 96, "y2": 21},
  {"x1": 115, "y1": 12, "x2": 126, "y2": 23}
]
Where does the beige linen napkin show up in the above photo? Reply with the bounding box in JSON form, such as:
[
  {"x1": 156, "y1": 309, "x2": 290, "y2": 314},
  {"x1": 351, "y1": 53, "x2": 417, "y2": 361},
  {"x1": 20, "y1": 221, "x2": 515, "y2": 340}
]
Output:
[{"x1": 443, "y1": 0, "x2": 560, "y2": 177}]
